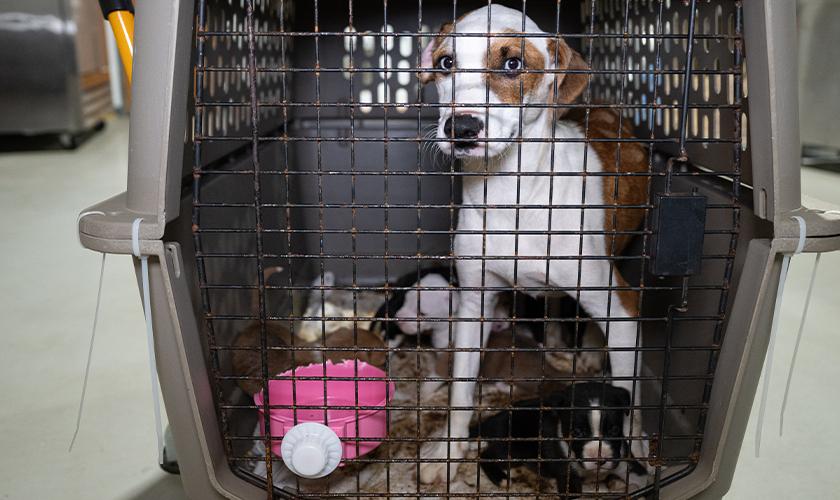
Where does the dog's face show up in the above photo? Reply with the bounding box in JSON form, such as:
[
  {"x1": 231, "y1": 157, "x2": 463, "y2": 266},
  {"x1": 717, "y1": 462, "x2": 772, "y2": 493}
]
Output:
[
  {"x1": 553, "y1": 383, "x2": 632, "y2": 472},
  {"x1": 420, "y1": 5, "x2": 589, "y2": 159},
  {"x1": 395, "y1": 274, "x2": 459, "y2": 334}
]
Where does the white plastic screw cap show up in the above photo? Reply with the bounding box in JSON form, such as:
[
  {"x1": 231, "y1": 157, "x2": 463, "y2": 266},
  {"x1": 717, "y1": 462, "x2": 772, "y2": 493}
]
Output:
[{"x1": 280, "y1": 422, "x2": 342, "y2": 478}]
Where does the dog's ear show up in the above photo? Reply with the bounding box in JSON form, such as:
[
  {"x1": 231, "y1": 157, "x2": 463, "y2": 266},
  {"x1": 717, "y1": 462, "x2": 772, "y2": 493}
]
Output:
[
  {"x1": 547, "y1": 37, "x2": 590, "y2": 106},
  {"x1": 420, "y1": 23, "x2": 453, "y2": 84}
]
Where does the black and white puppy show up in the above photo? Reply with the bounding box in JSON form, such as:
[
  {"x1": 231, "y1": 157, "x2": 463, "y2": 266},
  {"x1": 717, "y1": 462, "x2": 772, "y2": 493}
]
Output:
[
  {"x1": 372, "y1": 267, "x2": 458, "y2": 348},
  {"x1": 471, "y1": 382, "x2": 647, "y2": 497},
  {"x1": 374, "y1": 267, "x2": 553, "y2": 347}
]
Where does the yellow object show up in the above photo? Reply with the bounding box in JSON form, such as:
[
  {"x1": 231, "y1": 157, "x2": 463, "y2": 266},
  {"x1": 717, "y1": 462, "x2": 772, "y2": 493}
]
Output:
[{"x1": 107, "y1": 10, "x2": 134, "y2": 84}]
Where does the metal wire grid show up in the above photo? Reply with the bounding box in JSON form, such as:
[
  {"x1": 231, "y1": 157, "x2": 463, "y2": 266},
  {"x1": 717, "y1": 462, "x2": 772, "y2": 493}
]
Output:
[{"x1": 191, "y1": 0, "x2": 743, "y2": 498}]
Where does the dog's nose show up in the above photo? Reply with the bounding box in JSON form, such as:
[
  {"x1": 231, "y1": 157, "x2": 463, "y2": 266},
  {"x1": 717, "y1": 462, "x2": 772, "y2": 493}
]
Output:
[{"x1": 443, "y1": 114, "x2": 483, "y2": 146}]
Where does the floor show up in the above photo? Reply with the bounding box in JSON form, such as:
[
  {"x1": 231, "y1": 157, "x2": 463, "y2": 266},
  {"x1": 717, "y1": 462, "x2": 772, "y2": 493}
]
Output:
[{"x1": 1, "y1": 117, "x2": 838, "y2": 499}]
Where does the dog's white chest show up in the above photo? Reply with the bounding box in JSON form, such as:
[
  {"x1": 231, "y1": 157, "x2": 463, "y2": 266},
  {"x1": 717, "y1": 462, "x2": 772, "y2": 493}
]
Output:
[
  {"x1": 457, "y1": 131, "x2": 606, "y2": 252},
  {"x1": 452, "y1": 127, "x2": 612, "y2": 289}
]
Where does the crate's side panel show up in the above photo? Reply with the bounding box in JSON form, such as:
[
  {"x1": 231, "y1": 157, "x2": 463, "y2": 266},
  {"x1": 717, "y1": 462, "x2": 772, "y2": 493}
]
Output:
[
  {"x1": 667, "y1": 239, "x2": 779, "y2": 499},
  {"x1": 586, "y1": 0, "x2": 748, "y2": 183},
  {"x1": 138, "y1": 247, "x2": 268, "y2": 500},
  {"x1": 197, "y1": 0, "x2": 292, "y2": 169},
  {"x1": 742, "y1": 0, "x2": 802, "y2": 222},
  {"x1": 633, "y1": 172, "x2": 771, "y2": 470},
  {"x1": 125, "y1": 0, "x2": 195, "y2": 231}
]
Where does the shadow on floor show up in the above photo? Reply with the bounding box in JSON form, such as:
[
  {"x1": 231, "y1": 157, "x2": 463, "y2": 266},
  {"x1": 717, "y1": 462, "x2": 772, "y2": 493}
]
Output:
[
  {"x1": 0, "y1": 123, "x2": 106, "y2": 153},
  {"x1": 125, "y1": 474, "x2": 191, "y2": 500}
]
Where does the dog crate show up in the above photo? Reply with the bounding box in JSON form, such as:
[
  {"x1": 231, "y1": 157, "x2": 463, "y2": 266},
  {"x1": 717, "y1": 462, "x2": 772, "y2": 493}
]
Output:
[{"x1": 78, "y1": 0, "x2": 840, "y2": 499}]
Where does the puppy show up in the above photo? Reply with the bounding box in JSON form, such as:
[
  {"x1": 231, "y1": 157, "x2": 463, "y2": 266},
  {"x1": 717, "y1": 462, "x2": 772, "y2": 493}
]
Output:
[
  {"x1": 312, "y1": 326, "x2": 387, "y2": 370},
  {"x1": 470, "y1": 383, "x2": 647, "y2": 497},
  {"x1": 376, "y1": 269, "x2": 552, "y2": 398},
  {"x1": 297, "y1": 272, "x2": 381, "y2": 342},
  {"x1": 232, "y1": 268, "x2": 387, "y2": 395},
  {"x1": 232, "y1": 266, "x2": 294, "y2": 396},
  {"x1": 232, "y1": 321, "x2": 295, "y2": 396},
  {"x1": 376, "y1": 268, "x2": 545, "y2": 347},
  {"x1": 490, "y1": 290, "x2": 547, "y2": 342},
  {"x1": 418, "y1": 4, "x2": 648, "y2": 482},
  {"x1": 233, "y1": 325, "x2": 386, "y2": 396},
  {"x1": 481, "y1": 327, "x2": 569, "y2": 398},
  {"x1": 372, "y1": 267, "x2": 458, "y2": 348}
]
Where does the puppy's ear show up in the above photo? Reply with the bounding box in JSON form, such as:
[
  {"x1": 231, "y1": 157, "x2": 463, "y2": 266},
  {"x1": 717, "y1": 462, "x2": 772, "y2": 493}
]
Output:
[
  {"x1": 548, "y1": 387, "x2": 572, "y2": 410},
  {"x1": 547, "y1": 37, "x2": 590, "y2": 106},
  {"x1": 420, "y1": 23, "x2": 453, "y2": 84},
  {"x1": 613, "y1": 385, "x2": 632, "y2": 416}
]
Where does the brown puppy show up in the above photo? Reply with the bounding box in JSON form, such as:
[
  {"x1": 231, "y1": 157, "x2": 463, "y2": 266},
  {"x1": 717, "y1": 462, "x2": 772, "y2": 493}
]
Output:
[
  {"x1": 232, "y1": 267, "x2": 388, "y2": 395},
  {"x1": 313, "y1": 326, "x2": 387, "y2": 371},
  {"x1": 233, "y1": 325, "x2": 387, "y2": 396},
  {"x1": 481, "y1": 329, "x2": 570, "y2": 399},
  {"x1": 232, "y1": 267, "x2": 295, "y2": 395},
  {"x1": 232, "y1": 321, "x2": 295, "y2": 396}
]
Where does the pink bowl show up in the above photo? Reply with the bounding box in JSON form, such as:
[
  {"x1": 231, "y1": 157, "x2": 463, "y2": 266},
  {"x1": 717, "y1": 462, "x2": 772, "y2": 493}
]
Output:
[{"x1": 254, "y1": 360, "x2": 395, "y2": 461}]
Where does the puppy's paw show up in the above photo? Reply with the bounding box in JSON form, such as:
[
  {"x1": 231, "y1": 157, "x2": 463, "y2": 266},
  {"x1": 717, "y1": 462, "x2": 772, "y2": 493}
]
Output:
[
  {"x1": 478, "y1": 461, "x2": 507, "y2": 486},
  {"x1": 630, "y1": 433, "x2": 655, "y2": 476},
  {"x1": 419, "y1": 378, "x2": 445, "y2": 402},
  {"x1": 419, "y1": 440, "x2": 464, "y2": 484},
  {"x1": 577, "y1": 351, "x2": 605, "y2": 373},
  {"x1": 388, "y1": 334, "x2": 405, "y2": 349}
]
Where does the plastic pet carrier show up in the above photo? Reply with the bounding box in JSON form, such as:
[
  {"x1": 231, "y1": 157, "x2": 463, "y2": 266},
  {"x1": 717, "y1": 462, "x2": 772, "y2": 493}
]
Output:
[{"x1": 78, "y1": 0, "x2": 840, "y2": 499}]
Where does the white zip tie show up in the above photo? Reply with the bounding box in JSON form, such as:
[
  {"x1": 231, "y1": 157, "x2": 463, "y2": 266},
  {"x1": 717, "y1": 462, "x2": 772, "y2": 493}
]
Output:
[
  {"x1": 754, "y1": 254, "x2": 790, "y2": 457},
  {"x1": 69, "y1": 211, "x2": 108, "y2": 452},
  {"x1": 132, "y1": 217, "x2": 143, "y2": 258},
  {"x1": 792, "y1": 216, "x2": 806, "y2": 255},
  {"x1": 754, "y1": 215, "x2": 806, "y2": 457},
  {"x1": 133, "y1": 218, "x2": 165, "y2": 465},
  {"x1": 779, "y1": 252, "x2": 821, "y2": 436},
  {"x1": 77, "y1": 211, "x2": 106, "y2": 249}
]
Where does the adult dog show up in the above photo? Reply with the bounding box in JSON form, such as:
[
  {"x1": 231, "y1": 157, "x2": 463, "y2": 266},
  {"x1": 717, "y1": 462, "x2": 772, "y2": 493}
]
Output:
[{"x1": 417, "y1": 5, "x2": 648, "y2": 483}]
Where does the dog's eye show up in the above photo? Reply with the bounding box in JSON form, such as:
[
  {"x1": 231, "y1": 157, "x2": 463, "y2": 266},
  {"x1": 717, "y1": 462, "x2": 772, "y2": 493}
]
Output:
[
  {"x1": 607, "y1": 425, "x2": 621, "y2": 437},
  {"x1": 437, "y1": 55, "x2": 454, "y2": 72},
  {"x1": 504, "y1": 57, "x2": 523, "y2": 75},
  {"x1": 571, "y1": 428, "x2": 584, "y2": 438}
]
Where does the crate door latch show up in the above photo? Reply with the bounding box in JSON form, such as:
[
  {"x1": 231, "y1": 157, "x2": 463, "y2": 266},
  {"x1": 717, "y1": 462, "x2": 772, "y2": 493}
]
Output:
[{"x1": 650, "y1": 189, "x2": 708, "y2": 276}]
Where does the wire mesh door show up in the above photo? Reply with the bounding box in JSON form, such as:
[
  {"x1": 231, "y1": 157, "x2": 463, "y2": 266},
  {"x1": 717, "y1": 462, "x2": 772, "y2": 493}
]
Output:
[{"x1": 191, "y1": 0, "x2": 744, "y2": 498}]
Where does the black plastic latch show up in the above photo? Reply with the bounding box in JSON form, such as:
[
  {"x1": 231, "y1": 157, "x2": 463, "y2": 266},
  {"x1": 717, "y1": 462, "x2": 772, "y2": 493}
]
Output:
[
  {"x1": 650, "y1": 190, "x2": 707, "y2": 276},
  {"x1": 98, "y1": 0, "x2": 135, "y2": 20}
]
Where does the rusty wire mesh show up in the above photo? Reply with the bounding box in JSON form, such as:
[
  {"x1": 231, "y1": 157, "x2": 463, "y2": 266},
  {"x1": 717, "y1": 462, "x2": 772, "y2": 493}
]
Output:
[{"x1": 190, "y1": 1, "x2": 744, "y2": 498}]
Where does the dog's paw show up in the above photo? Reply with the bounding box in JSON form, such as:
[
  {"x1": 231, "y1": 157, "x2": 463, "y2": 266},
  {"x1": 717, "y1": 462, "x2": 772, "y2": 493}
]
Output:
[{"x1": 419, "y1": 440, "x2": 464, "y2": 484}]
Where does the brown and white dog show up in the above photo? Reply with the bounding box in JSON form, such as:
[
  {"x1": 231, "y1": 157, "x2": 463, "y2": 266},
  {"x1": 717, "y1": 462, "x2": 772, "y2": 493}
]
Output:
[{"x1": 417, "y1": 5, "x2": 648, "y2": 483}]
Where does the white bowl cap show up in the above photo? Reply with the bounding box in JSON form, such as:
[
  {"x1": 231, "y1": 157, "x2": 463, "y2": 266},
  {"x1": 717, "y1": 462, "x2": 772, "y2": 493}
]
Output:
[{"x1": 280, "y1": 422, "x2": 342, "y2": 478}]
